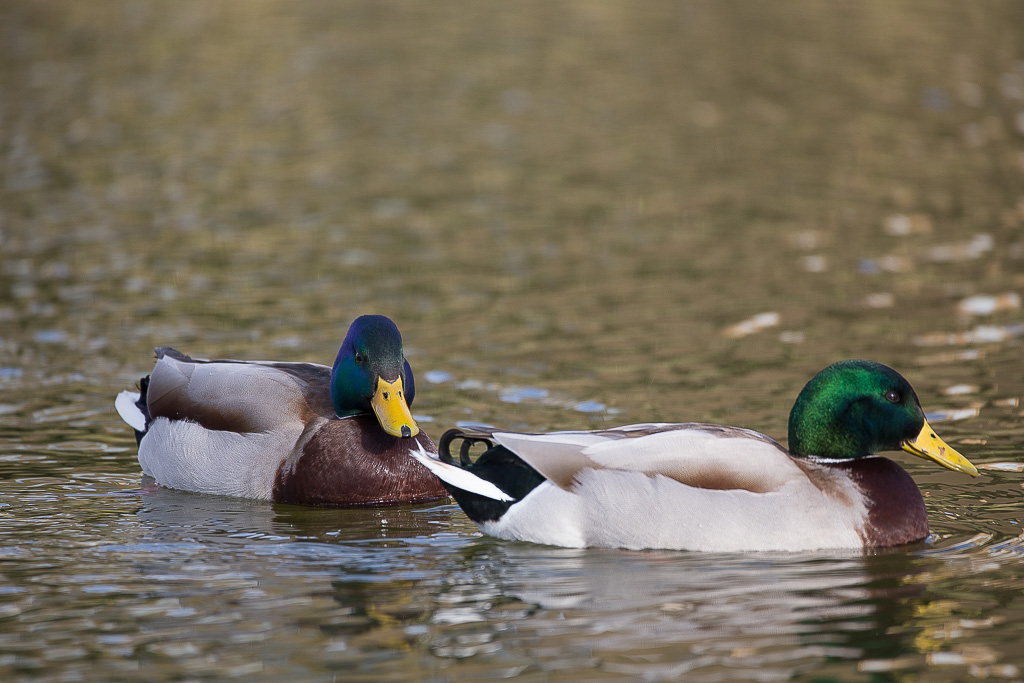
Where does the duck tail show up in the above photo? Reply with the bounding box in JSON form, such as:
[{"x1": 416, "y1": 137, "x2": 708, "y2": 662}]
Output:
[
  {"x1": 409, "y1": 437, "x2": 514, "y2": 503},
  {"x1": 410, "y1": 427, "x2": 546, "y2": 523},
  {"x1": 115, "y1": 375, "x2": 152, "y2": 445}
]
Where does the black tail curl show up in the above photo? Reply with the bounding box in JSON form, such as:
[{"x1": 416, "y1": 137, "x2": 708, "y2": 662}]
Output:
[{"x1": 439, "y1": 428, "x2": 495, "y2": 467}]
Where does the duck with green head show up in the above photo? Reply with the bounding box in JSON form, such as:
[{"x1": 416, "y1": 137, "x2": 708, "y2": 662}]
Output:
[
  {"x1": 115, "y1": 315, "x2": 449, "y2": 506},
  {"x1": 412, "y1": 360, "x2": 979, "y2": 551}
]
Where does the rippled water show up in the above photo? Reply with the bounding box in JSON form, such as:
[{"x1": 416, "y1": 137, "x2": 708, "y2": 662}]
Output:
[{"x1": 2, "y1": 1, "x2": 1024, "y2": 680}]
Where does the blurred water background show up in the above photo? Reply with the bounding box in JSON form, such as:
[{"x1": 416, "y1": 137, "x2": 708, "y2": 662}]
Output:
[{"x1": 2, "y1": 1, "x2": 1024, "y2": 680}]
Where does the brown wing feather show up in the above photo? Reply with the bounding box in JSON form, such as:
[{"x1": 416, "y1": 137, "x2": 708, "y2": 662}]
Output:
[{"x1": 146, "y1": 350, "x2": 335, "y2": 433}]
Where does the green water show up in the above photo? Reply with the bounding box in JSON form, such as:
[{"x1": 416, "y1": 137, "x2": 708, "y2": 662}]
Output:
[{"x1": 2, "y1": 1, "x2": 1024, "y2": 680}]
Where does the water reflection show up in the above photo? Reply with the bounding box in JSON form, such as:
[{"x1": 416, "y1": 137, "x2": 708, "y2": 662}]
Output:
[
  {"x1": 134, "y1": 484, "x2": 461, "y2": 544},
  {"x1": 418, "y1": 544, "x2": 908, "y2": 679},
  {"x1": 1, "y1": 478, "x2": 1023, "y2": 680},
  {"x1": 410, "y1": 536, "x2": 1024, "y2": 680}
]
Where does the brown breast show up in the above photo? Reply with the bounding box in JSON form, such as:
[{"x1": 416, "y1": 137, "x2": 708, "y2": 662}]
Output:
[
  {"x1": 272, "y1": 414, "x2": 450, "y2": 506},
  {"x1": 832, "y1": 457, "x2": 929, "y2": 547}
]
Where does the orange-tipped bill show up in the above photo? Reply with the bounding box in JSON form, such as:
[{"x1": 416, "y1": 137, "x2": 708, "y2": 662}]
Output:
[
  {"x1": 371, "y1": 376, "x2": 419, "y2": 438},
  {"x1": 901, "y1": 418, "x2": 979, "y2": 477}
]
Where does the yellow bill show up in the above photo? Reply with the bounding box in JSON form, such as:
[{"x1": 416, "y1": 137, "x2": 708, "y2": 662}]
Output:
[
  {"x1": 371, "y1": 376, "x2": 419, "y2": 438},
  {"x1": 901, "y1": 418, "x2": 978, "y2": 477}
]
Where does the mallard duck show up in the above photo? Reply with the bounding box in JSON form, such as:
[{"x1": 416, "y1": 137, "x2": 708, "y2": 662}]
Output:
[
  {"x1": 115, "y1": 315, "x2": 449, "y2": 506},
  {"x1": 411, "y1": 360, "x2": 979, "y2": 551}
]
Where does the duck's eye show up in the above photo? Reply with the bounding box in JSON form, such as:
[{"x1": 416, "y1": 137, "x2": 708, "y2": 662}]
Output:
[
  {"x1": 884, "y1": 389, "x2": 901, "y2": 403},
  {"x1": 354, "y1": 352, "x2": 366, "y2": 365}
]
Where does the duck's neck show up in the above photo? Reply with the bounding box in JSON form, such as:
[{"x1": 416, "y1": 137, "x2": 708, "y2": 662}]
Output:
[{"x1": 329, "y1": 372, "x2": 367, "y2": 418}]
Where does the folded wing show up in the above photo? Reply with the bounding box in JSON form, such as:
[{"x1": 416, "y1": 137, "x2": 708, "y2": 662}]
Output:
[
  {"x1": 491, "y1": 423, "x2": 801, "y2": 494},
  {"x1": 146, "y1": 349, "x2": 335, "y2": 434}
]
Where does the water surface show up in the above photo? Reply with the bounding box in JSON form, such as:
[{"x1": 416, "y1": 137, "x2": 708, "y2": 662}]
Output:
[{"x1": 2, "y1": 2, "x2": 1024, "y2": 680}]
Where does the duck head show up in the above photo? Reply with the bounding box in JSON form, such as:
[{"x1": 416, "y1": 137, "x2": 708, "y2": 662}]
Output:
[
  {"x1": 330, "y1": 315, "x2": 419, "y2": 438},
  {"x1": 787, "y1": 360, "x2": 977, "y2": 475}
]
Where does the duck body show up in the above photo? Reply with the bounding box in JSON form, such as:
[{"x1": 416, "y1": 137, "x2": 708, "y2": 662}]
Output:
[
  {"x1": 116, "y1": 316, "x2": 449, "y2": 506},
  {"x1": 412, "y1": 361, "x2": 978, "y2": 551},
  {"x1": 417, "y1": 424, "x2": 924, "y2": 551}
]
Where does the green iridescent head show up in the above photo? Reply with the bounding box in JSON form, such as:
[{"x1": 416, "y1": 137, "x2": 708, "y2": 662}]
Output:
[
  {"x1": 787, "y1": 360, "x2": 977, "y2": 475},
  {"x1": 330, "y1": 315, "x2": 419, "y2": 438}
]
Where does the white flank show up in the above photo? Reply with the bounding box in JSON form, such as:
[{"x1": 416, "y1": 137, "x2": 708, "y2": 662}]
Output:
[
  {"x1": 138, "y1": 417, "x2": 293, "y2": 500},
  {"x1": 115, "y1": 391, "x2": 147, "y2": 432},
  {"x1": 409, "y1": 445, "x2": 514, "y2": 502}
]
